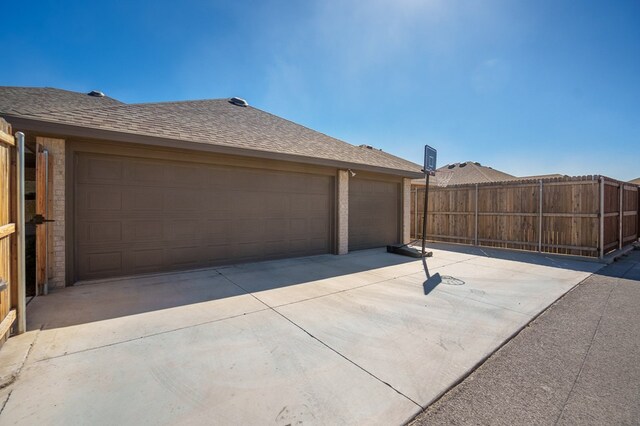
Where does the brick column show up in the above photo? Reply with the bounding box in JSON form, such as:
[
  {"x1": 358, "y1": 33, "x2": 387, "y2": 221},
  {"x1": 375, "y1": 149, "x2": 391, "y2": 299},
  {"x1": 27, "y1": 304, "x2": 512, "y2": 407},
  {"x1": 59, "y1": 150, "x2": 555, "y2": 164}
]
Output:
[
  {"x1": 337, "y1": 170, "x2": 349, "y2": 254},
  {"x1": 402, "y1": 178, "x2": 411, "y2": 244},
  {"x1": 36, "y1": 137, "x2": 65, "y2": 288}
]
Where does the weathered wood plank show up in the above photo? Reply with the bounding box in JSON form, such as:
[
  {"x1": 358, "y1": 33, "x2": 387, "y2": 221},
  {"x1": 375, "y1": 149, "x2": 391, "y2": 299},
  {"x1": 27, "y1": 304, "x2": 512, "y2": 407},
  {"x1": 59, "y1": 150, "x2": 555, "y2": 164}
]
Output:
[
  {"x1": 0, "y1": 309, "x2": 16, "y2": 342},
  {"x1": 0, "y1": 223, "x2": 15, "y2": 240},
  {"x1": 0, "y1": 132, "x2": 15, "y2": 147}
]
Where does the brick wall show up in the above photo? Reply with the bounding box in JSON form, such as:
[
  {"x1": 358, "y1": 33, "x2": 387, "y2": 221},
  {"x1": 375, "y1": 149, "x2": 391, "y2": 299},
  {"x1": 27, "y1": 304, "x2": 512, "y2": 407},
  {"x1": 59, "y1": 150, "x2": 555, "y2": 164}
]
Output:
[
  {"x1": 337, "y1": 170, "x2": 349, "y2": 254},
  {"x1": 36, "y1": 137, "x2": 65, "y2": 288}
]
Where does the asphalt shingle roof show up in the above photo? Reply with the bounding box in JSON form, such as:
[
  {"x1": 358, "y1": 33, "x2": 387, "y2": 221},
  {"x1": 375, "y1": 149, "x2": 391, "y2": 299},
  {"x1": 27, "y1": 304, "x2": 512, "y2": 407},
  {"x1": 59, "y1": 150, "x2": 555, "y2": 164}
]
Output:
[
  {"x1": 0, "y1": 87, "x2": 422, "y2": 176},
  {"x1": 413, "y1": 161, "x2": 515, "y2": 186},
  {"x1": 0, "y1": 87, "x2": 123, "y2": 115}
]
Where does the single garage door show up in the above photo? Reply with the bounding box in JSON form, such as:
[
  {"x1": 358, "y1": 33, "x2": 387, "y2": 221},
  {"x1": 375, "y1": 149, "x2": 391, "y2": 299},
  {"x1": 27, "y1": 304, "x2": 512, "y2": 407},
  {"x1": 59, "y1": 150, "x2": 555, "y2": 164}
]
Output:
[
  {"x1": 74, "y1": 152, "x2": 333, "y2": 281},
  {"x1": 348, "y1": 177, "x2": 400, "y2": 250}
]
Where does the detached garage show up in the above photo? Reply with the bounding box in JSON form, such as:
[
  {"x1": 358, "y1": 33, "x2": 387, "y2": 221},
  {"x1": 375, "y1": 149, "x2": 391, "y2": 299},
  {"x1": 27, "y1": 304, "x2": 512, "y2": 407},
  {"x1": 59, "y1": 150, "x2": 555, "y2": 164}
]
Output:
[{"x1": 0, "y1": 87, "x2": 423, "y2": 288}]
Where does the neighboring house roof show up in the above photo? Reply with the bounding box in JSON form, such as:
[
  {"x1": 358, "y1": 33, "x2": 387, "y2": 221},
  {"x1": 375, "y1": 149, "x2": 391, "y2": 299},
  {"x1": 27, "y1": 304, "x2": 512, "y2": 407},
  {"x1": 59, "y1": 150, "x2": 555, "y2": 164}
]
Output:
[
  {"x1": 412, "y1": 161, "x2": 515, "y2": 186},
  {"x1": 629, "y1": 177, "x2": 640, "y2": 185},
  {"x1": 0, "y1": 86, "x2": 422, "y2": 177},
  {"x1": 514, "y1": 173, "x2": 566, "y2": 180}
]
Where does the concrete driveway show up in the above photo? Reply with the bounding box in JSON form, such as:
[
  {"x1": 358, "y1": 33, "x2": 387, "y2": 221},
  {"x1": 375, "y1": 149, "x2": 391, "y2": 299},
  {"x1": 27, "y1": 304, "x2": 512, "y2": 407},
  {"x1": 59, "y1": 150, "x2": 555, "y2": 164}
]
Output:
[{"x1": 0, "y1": 245, "x2": 602, "y2": 425}]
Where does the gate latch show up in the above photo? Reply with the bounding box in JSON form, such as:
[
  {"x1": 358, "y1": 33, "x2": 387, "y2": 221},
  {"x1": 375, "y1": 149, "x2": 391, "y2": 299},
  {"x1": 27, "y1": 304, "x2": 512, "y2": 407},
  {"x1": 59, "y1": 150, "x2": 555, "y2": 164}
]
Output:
[{"x1": 33, "y1": 214, "x2": 55, "y2": 225}]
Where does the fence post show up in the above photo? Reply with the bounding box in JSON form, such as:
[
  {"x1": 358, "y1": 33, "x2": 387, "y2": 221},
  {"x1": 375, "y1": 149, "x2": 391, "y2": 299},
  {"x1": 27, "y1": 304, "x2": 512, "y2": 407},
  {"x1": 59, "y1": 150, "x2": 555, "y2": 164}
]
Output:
[
  {"x1": 538, "y1": 180, "x2": 543, "y2": 252},
  {"x1": 474, "y1": 184, "x2": 478, "y2": 246},
  {"x1": 15, "y1": 132, "x2": 26, "y2": 334},
  {"x1": 599, "y1": 176, "x2": 604, "y2": 259},
  {"x1": 619, "y1": 183, "x2": 623, "y2": 250}
]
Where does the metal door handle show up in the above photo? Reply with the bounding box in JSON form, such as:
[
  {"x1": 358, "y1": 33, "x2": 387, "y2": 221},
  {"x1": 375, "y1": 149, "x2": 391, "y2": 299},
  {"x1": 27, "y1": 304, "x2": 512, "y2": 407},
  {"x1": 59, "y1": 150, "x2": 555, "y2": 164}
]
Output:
[{"x1": 33, "y1": 214, "x2": 55, "y2": 225}]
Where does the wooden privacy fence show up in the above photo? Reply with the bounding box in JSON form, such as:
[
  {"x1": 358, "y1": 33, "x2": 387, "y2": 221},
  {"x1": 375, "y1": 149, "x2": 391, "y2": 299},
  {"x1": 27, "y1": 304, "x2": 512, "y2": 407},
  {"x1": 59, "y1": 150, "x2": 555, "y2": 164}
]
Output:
[
  {"x1": 411, "y1": 176, "x2": 639, "y2": 258},
  {"x1": 0, "y1": 119, "x2": 17, "y2": 344}
]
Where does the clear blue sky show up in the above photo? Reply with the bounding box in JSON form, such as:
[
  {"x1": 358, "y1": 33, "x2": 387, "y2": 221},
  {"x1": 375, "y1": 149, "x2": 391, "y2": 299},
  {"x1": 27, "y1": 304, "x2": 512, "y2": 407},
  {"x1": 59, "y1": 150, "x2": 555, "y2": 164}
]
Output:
[{"x1": 1, "y1": 1, "x2": 638, "y2": 180}]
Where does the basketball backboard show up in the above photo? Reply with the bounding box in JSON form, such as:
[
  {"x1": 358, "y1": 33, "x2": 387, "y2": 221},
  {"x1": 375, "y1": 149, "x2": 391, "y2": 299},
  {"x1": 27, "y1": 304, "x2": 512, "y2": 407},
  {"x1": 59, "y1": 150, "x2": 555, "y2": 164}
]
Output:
[{"x1": 424, "y1": 145, "x2": 437, "y2": 173}]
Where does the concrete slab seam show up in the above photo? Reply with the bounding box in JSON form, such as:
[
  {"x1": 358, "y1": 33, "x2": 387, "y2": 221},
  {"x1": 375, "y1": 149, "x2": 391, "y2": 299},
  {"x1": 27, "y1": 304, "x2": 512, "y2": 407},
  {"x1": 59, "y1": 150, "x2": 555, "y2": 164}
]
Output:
[
  {"x1": 32, "y1": 307, "x2": 272, "y2": 363},
  {"x1": 217, "y1": 271, "x2": 424, "y2": 409},
  {"x1": 408, "y1": 267, "x2": 603, "y2": 423},
  {"x1": 0, "y1": 390, "x2": 12, "y2": 416},
  {"x1": 0, "y1": 330, "x2": 41, "y2": 390}
]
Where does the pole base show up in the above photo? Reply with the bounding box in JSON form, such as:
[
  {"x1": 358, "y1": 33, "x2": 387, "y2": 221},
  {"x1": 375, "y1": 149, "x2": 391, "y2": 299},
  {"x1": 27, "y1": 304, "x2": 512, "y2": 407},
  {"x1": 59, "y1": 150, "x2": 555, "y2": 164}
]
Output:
[{"x1": 387, "y1": 244, "x2": 433, "y2": 258}]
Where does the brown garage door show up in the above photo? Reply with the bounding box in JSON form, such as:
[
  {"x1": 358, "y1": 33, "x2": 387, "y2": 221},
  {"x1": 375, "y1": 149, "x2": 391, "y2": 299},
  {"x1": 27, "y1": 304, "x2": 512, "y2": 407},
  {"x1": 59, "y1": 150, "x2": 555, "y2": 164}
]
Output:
[
  {"x1": 74, "y1": 152, "x2": 333, "y2": 281},
  {"x1": 348, "y1": 177, "x2": 400, "y2": 250}
]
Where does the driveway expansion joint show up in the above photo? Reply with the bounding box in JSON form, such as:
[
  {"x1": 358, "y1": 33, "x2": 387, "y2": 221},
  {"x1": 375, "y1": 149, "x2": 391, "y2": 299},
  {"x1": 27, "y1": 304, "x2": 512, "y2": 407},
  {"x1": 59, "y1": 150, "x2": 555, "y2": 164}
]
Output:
[
  {"x1": 33, "y1": 307, "x2": 272, "y2": 363},
  {"x1": 218, "y1": 270, "x2": 423, "y2": 409}
]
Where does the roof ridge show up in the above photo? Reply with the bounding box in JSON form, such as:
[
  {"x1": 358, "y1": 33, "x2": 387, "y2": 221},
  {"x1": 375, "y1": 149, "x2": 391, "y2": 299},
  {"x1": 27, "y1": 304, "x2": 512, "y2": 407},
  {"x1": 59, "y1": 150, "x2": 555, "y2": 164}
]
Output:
[
  {"x1": 0, "y1": 86, "x2": 123, "y2": 103},
  {"x1": 128, "y1": 98, "x2": 230, "y2": 107},
  {"x1": 472, "y1": 162, "x2": 495, "y2": 181}
]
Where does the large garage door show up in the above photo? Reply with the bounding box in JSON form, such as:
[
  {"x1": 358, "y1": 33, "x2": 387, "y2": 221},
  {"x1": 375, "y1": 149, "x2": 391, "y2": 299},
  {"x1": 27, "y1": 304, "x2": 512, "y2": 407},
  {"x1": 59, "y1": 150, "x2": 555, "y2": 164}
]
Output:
[
  {"x1": 74, "y1": 153, "x2": 333, "y2": 281},
  {"x1": 348, "y1": 177, "x2": 400, "y2": 250}
]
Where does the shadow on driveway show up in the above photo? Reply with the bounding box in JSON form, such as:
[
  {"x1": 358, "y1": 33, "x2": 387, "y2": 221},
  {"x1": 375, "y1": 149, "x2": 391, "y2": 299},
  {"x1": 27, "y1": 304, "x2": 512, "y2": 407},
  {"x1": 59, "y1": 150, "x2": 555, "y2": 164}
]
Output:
[{"x1": 27, "y1": 249, "x2": 418, "y2": 330}]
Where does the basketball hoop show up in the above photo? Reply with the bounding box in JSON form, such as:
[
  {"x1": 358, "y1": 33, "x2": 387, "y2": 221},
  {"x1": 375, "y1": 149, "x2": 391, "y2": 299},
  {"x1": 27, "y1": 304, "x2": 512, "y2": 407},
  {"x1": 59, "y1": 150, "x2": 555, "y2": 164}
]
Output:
[{"x1": 434, "y1": 171, "x2": 453, "y2": 187}]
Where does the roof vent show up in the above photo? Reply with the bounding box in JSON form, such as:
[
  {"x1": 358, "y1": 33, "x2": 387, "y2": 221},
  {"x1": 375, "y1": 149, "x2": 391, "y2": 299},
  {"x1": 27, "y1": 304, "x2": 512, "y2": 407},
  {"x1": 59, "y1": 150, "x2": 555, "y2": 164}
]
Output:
[
  {"x1": 87, "y1": 90, "x2": 105, "y2": 97},
  {"x1": 229, "y1": 97, "x2": 248, "y2": 107},
  {"x1": 358, "y1": 144, "x2": 382, "y2": 151}
]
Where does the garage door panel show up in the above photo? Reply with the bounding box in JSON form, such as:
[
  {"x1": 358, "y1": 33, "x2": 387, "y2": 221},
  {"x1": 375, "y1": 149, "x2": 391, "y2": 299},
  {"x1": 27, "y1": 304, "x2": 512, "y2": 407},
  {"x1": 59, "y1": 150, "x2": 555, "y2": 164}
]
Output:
[
  {"x1": 206, "y1": 219, "x2": 233, "y2": 238},
  {"x1": 87, "y1": 221, "x2": 122, "y2": 243},
  {"x1": 264, "y1": 240, "x2": 289, "y2": 257},
  {"x1": 166, "y1": 164, "x2": 203, "y2": 187},
  {"x1": 80, "y1": 251, "x2": 123, "y2": 277},
  {"x1": 131, "y1": 248, "x2": 164, "y2": 272},
  {"x1": 76, "y1": 156, "x2": 123, "y2": 183},
  {"x1": 233, "y1": 219, "x2": 264, "y2": 243},
  {"x1": 310, "y1": 237, "x2": 329, "y2": 251},
  {"x1": 169, "y1": 245, "x2": 207, "y2": 267},
  {"x1": 130, "y1": 220, "x2": 163, "y2": 241},
  {"x1": 289, "y1": 239, "x2": 310, "y2": 253},
  {"x1": 265, "y1": 218, "x2": 288, "y2": 238},
  {"x1": 310, "y1": 217, "x2": 329, "y2": 236},
  {"x1": 349, "y1": 177, "x2": 399, "y2": 251},
  {"x1": 264, "y1": 194, "x2": 289, "y2": 215},
  {"x1": 165, "y1": 220, "x2": 201, "y2": 240},
  {"x1": 129, "y1": 161, "x2": 165, "y2": 184},
  {"x1": 163, "y1": 189, "x2": 200, "y2": 211},
  {"x1": 233, "y1": 242, "x2": 263, "y2": 259},
  {"x1": 75, "y1": 152, "x2": 333, "y2": 281},
  {"x1": 204, "y1": 245, "x2": 232, "y2": 261},
  {"x1": 124, "y1": 189, "x2": 164, "y2": 211}
]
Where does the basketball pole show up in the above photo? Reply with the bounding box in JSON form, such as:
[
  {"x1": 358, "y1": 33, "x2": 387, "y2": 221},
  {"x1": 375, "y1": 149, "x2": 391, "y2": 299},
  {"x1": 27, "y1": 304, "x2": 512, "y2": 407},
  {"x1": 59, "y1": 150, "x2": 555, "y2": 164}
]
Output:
[{"x1": 421, "y1": 171, "x2": 429, "y2": 255}]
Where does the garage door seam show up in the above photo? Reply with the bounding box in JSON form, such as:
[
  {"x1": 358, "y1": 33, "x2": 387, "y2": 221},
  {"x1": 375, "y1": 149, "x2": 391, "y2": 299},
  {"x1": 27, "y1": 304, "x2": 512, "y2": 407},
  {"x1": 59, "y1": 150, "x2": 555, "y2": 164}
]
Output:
[{"x1": 218, "y1": 272, "x2": 423, "y2": 408}]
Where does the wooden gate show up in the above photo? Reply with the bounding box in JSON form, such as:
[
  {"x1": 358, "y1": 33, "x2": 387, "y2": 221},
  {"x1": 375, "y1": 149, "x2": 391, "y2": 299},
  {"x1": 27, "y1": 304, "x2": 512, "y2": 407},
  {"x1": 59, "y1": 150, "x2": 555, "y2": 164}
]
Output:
[
  {"x1": 0, "y1": 119, "x2": 16, "y2": 344},
  {"x1": 0, "y1": 118, "x2": 25, "y2": 346},
  {"x1": 35, "y1": 144, "x2": 50, "y2": 295}
]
